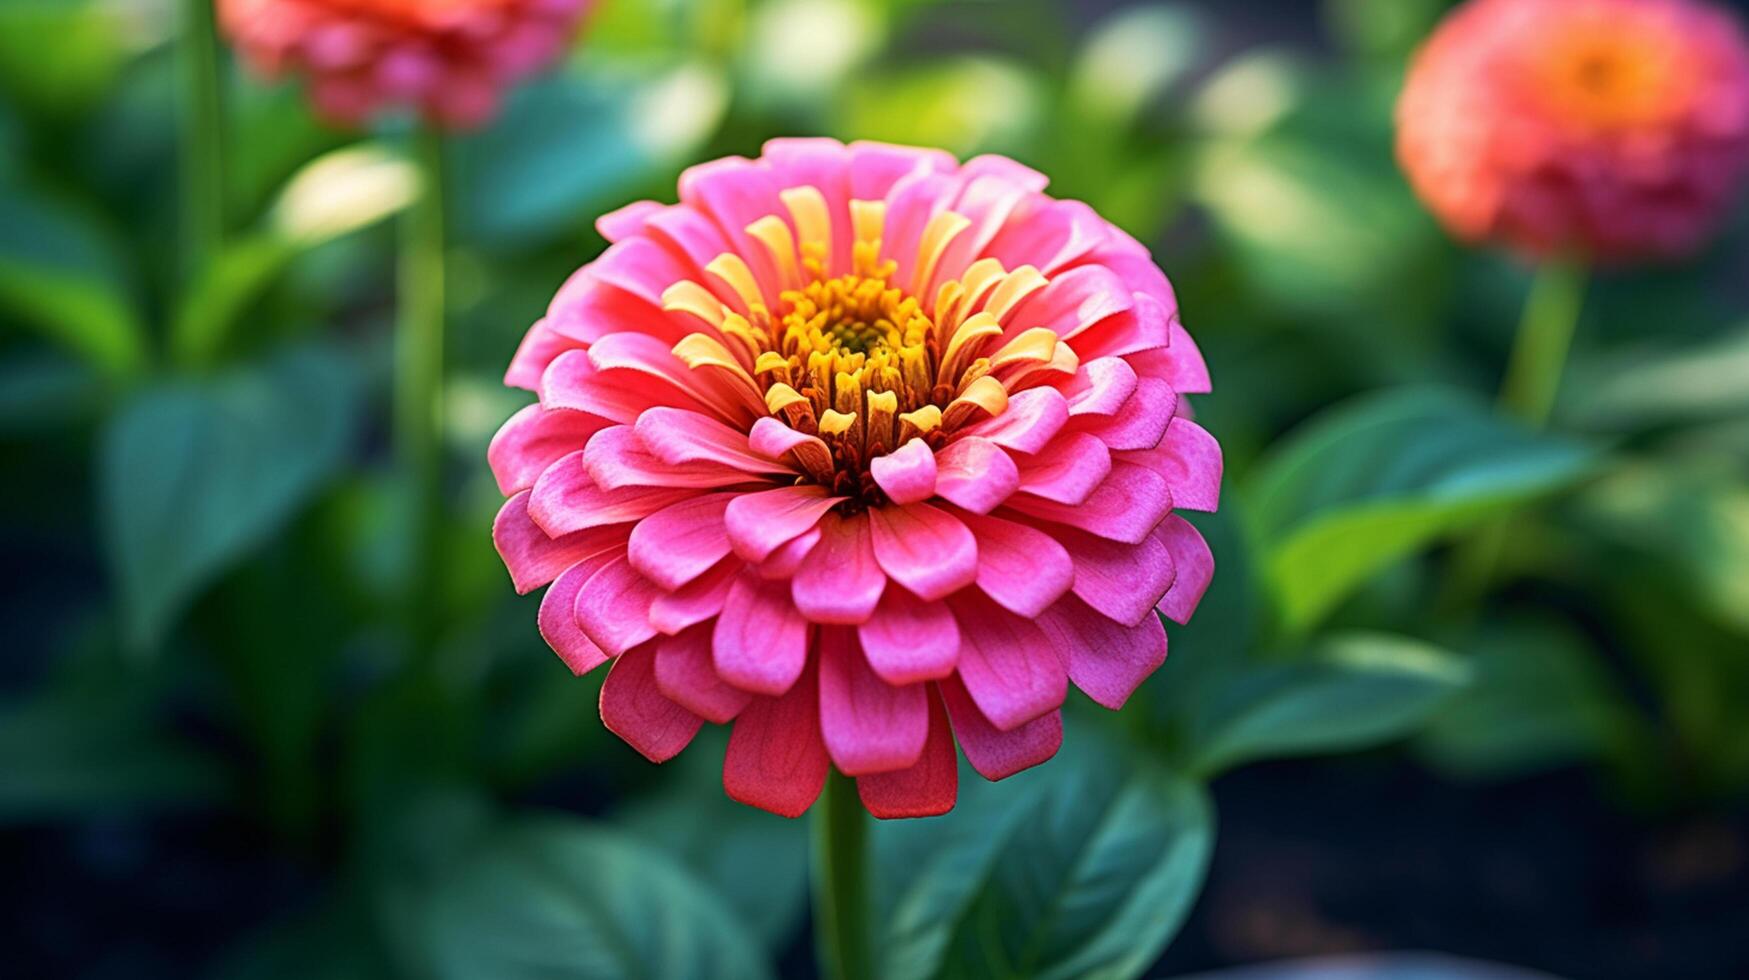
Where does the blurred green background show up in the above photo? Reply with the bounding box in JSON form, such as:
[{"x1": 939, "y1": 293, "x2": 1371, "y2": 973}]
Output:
[{"x1": 3, "y1": 0, "x2": 1748, "y2": 977}]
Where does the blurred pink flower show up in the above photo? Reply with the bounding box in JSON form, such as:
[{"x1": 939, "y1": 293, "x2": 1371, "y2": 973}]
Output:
[
  {"x1": 490, "y1": 139, "x2": 1220, "y2": 818},
  {"x1": 219, "y1": 0, "x2": 593, "y2": 130},
  {"x1": 1397, "y1": 0, "x2": 1749, "y2": 261}
]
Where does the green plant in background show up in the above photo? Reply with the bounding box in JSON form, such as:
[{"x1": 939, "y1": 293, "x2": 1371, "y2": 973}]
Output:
[{"x1": 2, "y1": 0, "x2": 1748, "y2": 978}]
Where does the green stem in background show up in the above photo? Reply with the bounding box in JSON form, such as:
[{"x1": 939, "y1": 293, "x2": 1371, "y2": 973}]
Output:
[
  {"x1": 1447, "y1": 259, "x2": 1589, "y2": 606},
  {"x1": 396, "y1": 129, "x2": 448, "y2": 658},
  {"x1": 178, "y1": 0, "x2": 226, "y2": 282},
  {"x1": 814, "y1": 770, "x2": 872, "y2": 980}
]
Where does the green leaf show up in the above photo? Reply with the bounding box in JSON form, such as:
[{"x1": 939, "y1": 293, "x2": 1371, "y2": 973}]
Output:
[
  {"x1": 452, "y1": 62, "x2": 728, "y2": 247},
  {"x1": 410, "y1": 818, "x2": 772, "y2": 980},
  {"x1": 1249, "y1": 386, "x2": 1599, "y2": 631},
  {"x1": 0, "y1": 0, "x2": 129, "y2": 115},
  {"x1": 0, "y1": 177, "x2": 145, "y2": 376},
  {"x1": 874, "y1": 745, "x2": 1213, "y2": 980},
  {"x1": 100, "y1": 345, "x2": 362, "y2": 652},
  {"x1": 1189, "y1": 632, "x2": 1472, "y2": 776},
  {"x1": 1563, "y1": 324, "x2": 1749, "y2": 433},
  {"x1": 834, "y1": 57, "x2": 1047, "y2": 159}
]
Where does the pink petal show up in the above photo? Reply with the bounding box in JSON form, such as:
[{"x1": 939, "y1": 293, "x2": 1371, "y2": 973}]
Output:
[
  {"x1": 677, "y1": 156, "x2": 787, "y2": 305},
  {"x1": 725, "y1": 485, "x2": 844, "y2": 562},
  {"x1": 595, "y1": 199, "x2": 663, "y2": 242},
  {"x1": 647, "y1": 557, "x2": 740, "y2": 635},
  {"x1": 590, "y1": 334, "x2": 754, "y2": 424},
  {"x1": 1004, "y1": 461, "x2": 1173, "y2": 544},
  {"x1": 583, "y1": 425, "x2": 758, "y2": 491},
  {"x1": 1014, "y1": 432, "x2": 1112, "y2": 505},
  {"x1": 493, "y1": 491, "x2": 628, "y2": 594},
  {"x1": 627, "y1": 493, "x2": 736, "y2": 591},
  {"x1": 847, "y1": 140, "x2": 956, "y2": 200},
  {"x1": 1038, "y1": 594, "x2": 1167, "y2": 710},
  {"x1": 791, "y1": 512, "x2": 887, "y2": 625},
  {"x1": 949, "y1": 591, "x2": 1068, "y2": 731},
  {"x1": 985, "y1": 196, "x2": 1104, "y2": 278},
  {"x1": 545, "y1": 271, "x2": 689, "y2": 347},
  {"x1": 488, "y1": 404, "x2": 609, "y2": 496},
  {"x1": 1061, "y1": 356, "x2": 1138, "y2": 416},
  {"x1": 528, "y1": 452, "x2": 698, "y2": 537},
  {"x1": 1056, "y1": 525, "x2": 1176, "y2": 627},
  {"x1": 506, "y1": 319, "x2": 586, "y2": 391},
  {"x1": 1130, "y1": 318, "x2": 1211, "y2": 394},
  {"x1": 1004, "y1": 264, "x2": 1132, "y2": 336},
  {"x1": 1155, "y1": 515, "x2": 1214, "y2": 625},
  {"x1": 724, "y1": 660, "x2": 829, "y2": 818},
  {"x1": 537, "y1": 555, "x2": 615, "y2": 676},
  {"x1": 713, "y1": 572, "x2": 810, "y2": 696},
  {"x1": 654, "y1": 623, "x2": 751, "y2": 724},
  {"x1": 870, "y1": 439, "x2": 938, "y2": 505},
  {"x1": 869, "y1": 502, "x2": 979, "y2": 602},
  {"x1": 933, "y1": 437, "x2": 1020, "y2": 515},
  {"x1": 858, "y1": 588, "x2": 960, "y2": 685},
  {"x1": 961, "y1": 387, "x2": 1069, "y2": 454},
  {"x1": 1119, "y1": 418, "x2": 1222, "y2": 513},
  {"x1": 573, "y1": 555, "x2": 662, "y2": 657},
  {"x1": 586, "y1": 236, "x2": 692, "y2": 308},
  {"x1": 748, "y1": 417, "x2": 833, "y2": 471},
  {"x1": 818, "y1": 627, "x2": 929, "y2": 776},
  {"x1": 634, "y1": 407, "x2": 797, "y2": 475},
  {"x1": 940, "y1": 675, "x2": 1062, "y2": 781},
  {"x1": 1071, "y1": 377, "x2": 1177, "y2": 451},
  {"x1": 857, "y1": 689, "x2": 959, "y2": 819},
  {"x1": 757, "y1": 525, "x2": 822, "y2": 579},
  {"x1": 1066, "y1": 292, "x2": 1173, "y2": 361},
  {"x1": 953, "y1": 509, "x2": 1075, "y2": 618},
  {"x1": 599, "y1": 642, "x2": 703, "y2": 764},
  {"x1": 541, "y1": 349, "x2": 709, "y2": 423}
]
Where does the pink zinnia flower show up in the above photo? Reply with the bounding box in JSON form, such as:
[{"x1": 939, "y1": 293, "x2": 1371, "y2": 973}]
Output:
[
  {"x1": 1397, "y1": 0, "x2": 1749, "y2": 261},
  {"x1": 489, "y1": 139, "x2": 1220, "y2": 818},
  {"x1": 219, "y1": 0, "x2": 593, "y2": 129}
]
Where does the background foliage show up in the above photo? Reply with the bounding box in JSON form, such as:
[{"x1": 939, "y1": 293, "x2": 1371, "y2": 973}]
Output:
[{"x1": 3, "y1": 0, "x2": 1748, "y2": 977}]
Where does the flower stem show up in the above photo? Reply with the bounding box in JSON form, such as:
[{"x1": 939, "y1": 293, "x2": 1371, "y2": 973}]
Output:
[
  {"x1": 396, "y1": 128, "x2": 448, "y2": 656},
  {"x1": 814, "y1": 770, "x2": 872, "y2": 980},
  {"x1": 1447, "y1": 259, "x2": 1588, "y2": 605},
  {"x1": 178, "y1": 0, "x2": 226, "y2": 282}
]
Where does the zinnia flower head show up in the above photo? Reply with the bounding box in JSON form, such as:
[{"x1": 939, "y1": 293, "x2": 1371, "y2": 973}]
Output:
[
  {"x1": 1397, "y1": 0, "x2": 1749, "y2": 261},
  {"x1": 489, "y1": 139, "x2": 1220, "y2": 818},
  {"x1": 219, "y1": 0, "x2": 593, "y2": 129}
]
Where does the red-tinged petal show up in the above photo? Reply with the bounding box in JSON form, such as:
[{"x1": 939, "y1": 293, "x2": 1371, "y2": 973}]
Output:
[
  {"x1": 1041, "y1": 594, "x2": 1167, "y2": 710},
  {"x1": 1004, "y1": 264, "x2": 1133, "y2": 336},
  {"x1": 1071, "y1": 377, "x2": 1177, "y2": 451},
  {"x1": 870, "y1": 438, "x2": 937, "y2": 505},
  {"x1": 546, "y1": 271, "x2": 688, "y2": 347},
  {"x1": 528, "y1": 452, "x2": 698, "y2": 537},
  {"x1": 541, "y1": 349, "x2": 711, "y2": 422},
  {"x1": 847, "y1": 140, "x2": 956, "y2": 200},
  {"x1": 986, "y1": 196, "x2": 1103, "y2": 276},
  {"x1": 1014, "y1": 431, "x2": 1112, "y2": 506},
  {"x1": 1004, "y1": 461, "x2": 1172, "y2": 544},
  {"x1": 634, "y1": 407, "x2": 797, "y2": 475},
  {"x1": 949, "y1": 591, "x2": 1068, "y2": 731},
  {"x1": 583, "y1": 426, "x2": 758, "y2": 491},
  {"x1": 595, "y1": 199, "x2": 663, "y2": 243},
  {"x1": 940, "y1": 675, "x2": 1062, "y2": 781},
  {"x1": 506, "y1": 319, "x2": 584, "y2": 391},
  {"x1": 678, "y1": 156, "x2": 787, "y2": 304},
  {"x1": 493, "y1": 491, "x2": 628, "y2": 594},
  {"x1": 655, "y1": 623, "x2": 751, "y2": 724},
  {"x1": 933, "y1": 437, "x2": 1020, "y2": 515},
  {"x1": 1061, "y1": 356, "x2": 1138, "y2": 417},
  {"x1": 724, "y1": 660, "x2": 830, "y2": 818},
  {"x1": 1067, "y1": 291, "x2": 1173, "y2": 361},
  {"x1": 714, "y1": 572, "x2": 810, "y2": 696},
  {"x1": 648, "y1": 557, "x2": 740, "y2": 635},
  {"x1": 488, "y1": 404, "x2": 609, "y2": 496},
  {"x1": 818, "y1": 627, "x2": 929, "y2": 776},
  {"x1": 869, "y1": 502, "x2": 979, "y2": 602},
  {"x1": 858, "y1": 588, "x2": 959, "y2": 685},
  {"x1": 537, "y1": 555, "x2": 616, "y2": 676},
  {"x1": 954, "y1": 509, "x2": 1075, "y2": 618},
  {"x1": 758, "y1": 525, "x2": 822, "y2": 579},
  {"x1": 590, "y1": 334, "x2": 754, "y2": 425},
  {"x1": 724, "y1": 485, "x2": 843, "y2": 563},
  {"x1": 1155, "y1": 515, "x2": 1214, "y2": 625},
  {"x1": 1054, "y1": 525, "x2": 1176, "y2": 627},
  {"x1": 587, "y1": 236, "x2": 692, "y2": 309},
  {"x1": 960, "y1": 387, "x2": 1069, "y2": 454},
  {"x1": 858, "y1": 689, "x2": 959, "y2": 819},
  {"x1": 573, "y1": 555, "x2": 663, "y2": 657},
  {"x1": 599, "y1": 642, "x2": 703, "y2": 763},
  {"x1": 1119, "y1": 418, "x2": 1222, "y2": 513},
  {"x1": 627, "y1": 493, "x2": 736, "y2": 591},
  {"x1": 792, "y1": 512, "x2": 886, "y2": 625}
]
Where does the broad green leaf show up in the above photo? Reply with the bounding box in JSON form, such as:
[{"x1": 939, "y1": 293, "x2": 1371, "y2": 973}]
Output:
[
  {"x1": 874, "y1": 745, "x2": 1212, "y2": 980},
  {"x1": 1189, "y1": 632, "x2": 1472, "y2": 776},
  {"x1": 101, "y1": 346, "x2": 362, "y2": 652},
  {"x1": 1249, "y1": 386, "x2": 1599, "y2": 631},
  {"x1": 0, "y1": 177, "x2": 144, "y2": 376},
  {"x1": 0, "y1": 0, "x2": 129, "y2": 115},
  {"x1": 1417, "y1": 621, "x2": 1630, "y2": 779},
  {"x1": 0, "y1": 350, "x2": 103, "y2": 433},
  {"x1": 411, "y1": 818, "x2": 772, "y2": 980},
  {"x1": 0, "y1": 686, "x2": 226, "y2": 822},
  {"x1": 452, "y1": 62, "x2": 728, "y2": 247}
]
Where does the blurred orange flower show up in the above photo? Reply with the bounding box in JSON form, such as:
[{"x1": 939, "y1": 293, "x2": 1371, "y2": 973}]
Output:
[
  {"x1": 219, "y1": 0, "x2": 592, "y2": 129},
  {"x1": 1397, "y1": 0, "x2": 1749, "y2": 261}
]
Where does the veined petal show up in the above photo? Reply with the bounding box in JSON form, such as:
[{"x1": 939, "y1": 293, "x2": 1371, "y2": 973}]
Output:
[
  {"x1": 627, "y1": 493, "x2": 736, "y2": 591},
  {"x1": 1056, "y1": 524, "x2": 1177, "y2": 627},
  {"x1": 948, "y1": 591, "x2": 1068, "y2": 731},
  {"x1": 1003, "y1": 461, "x2": 1173, "y2": 544},
  {"x1": 869, "y1": 438, "x2": 938, "y2": 505},
  {"x1": 648, "y1": 557, "x2": 740, "y2": 636},
  {"x1": 493, "y1": 491, "x2": 627, "y2": 594},
  {"x1": 724, "y1": 660, "x2": 829, "y2": 818},
  {"x1": 818, "y1": 627, "x2": 929, "y2": 776},
  {"x1": 573, "y1": 555, "x2": 662, "y2": 657},
  {"x1": 857, "y1": 691, "x2": 958, "y2": 819},
  {"x1": 869, "y1": 502, "x2": 978, "y2": 602},
  {"x1": 1013, "y1": 431, "x2": 1112, "y2": 506},
  {"x1": 634, "y1": 407, "x2": 798, "y2": 475},
  {"x1": 1038, "y1": 594, "x2": 1167, "y2": 711},
  {"x1": 791, "y1": 512, "x2": 886, "y2": 625},
  {"x1": 655, "y1": 623, "x2": 752, "y2": 724},
  {"x1": 1119, "y1": 418, "x2": 1223, "y2": 513},
  {"x1": 537, "y1": 555, "x2": 615, "y2": 676},
  {"x1": 529, "y1": 451, "x2": 699, "y2": 537},
  {"x1": 933, "y1": 437, "x2": 1020, "y2": 515},
  {"x1": 1155, "y1": 515, "x2": 1215, "y2": 625},
  {"x1": 488, "y1": 404, "x2": 610, "y2": 496},
  {"x1": 940, "y1": 675, "x2": 1062, "y2": 781},
  {"x1": 714, "y1": 572, "x2": 810, "y2": 696},
  {"x1": 725, "y1": 485, "x2": 844, "y2": 562},
  {"x1": 960, "y1": 386, "x2": 1069, "y2": 454},
  {"x1": 600, "y1": 642, "x2": 702, "y2": 764},
  {"x1": 953, "y1": 509, "x2": 1075, "y2": 618},
  {"x1": 858, "y1": 587, "x2": 959, "y2": 685}
]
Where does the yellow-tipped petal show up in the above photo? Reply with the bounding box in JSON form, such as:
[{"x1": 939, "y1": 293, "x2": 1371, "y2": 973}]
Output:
[
  {"x1": 943, "y1": 375, "x2": 1009, "y2": 430},
  {"x1": 705, "y1": 252, "x2": 766, "y2": 313},
  {"x1": 754, "y1": 351, "x2": 791, "y2": 375},
  {"x1": 910, "y1": 210, "x2": 973, "y2": 296},
  {"x1": 898, "y1": 405, "x2": 942, "y2": 442},
  {"x1": 781, "y1": 186, "x2": 832, "y2": 267},
  {"x1": 939, "y1": 311, "x2": 1002, "y2": 384},
  {"x1": 661, "y1": 280, "x2": 727, "y2": 328},
  {"x1": 765, "y1": 382, "x2": 809, "y2": 414},
  {"x1": 990, "y1": 327, "x2": 1058, "y2": 371},
  {"x1": 746, "y1": 214, "x2": 801, "y2": 291},
  {"x1": 850, "y1": 199, "x2": 886, "y2": 246},
  {"x1": 984, "y1": 265, "x2": 1049, "y2": 324},
  {"x1": 865, "y1": 389, "x2": 898, "y2": 456},
  {"x1": 818, "y1": 410, "x2": 858, "y2": 437}
]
